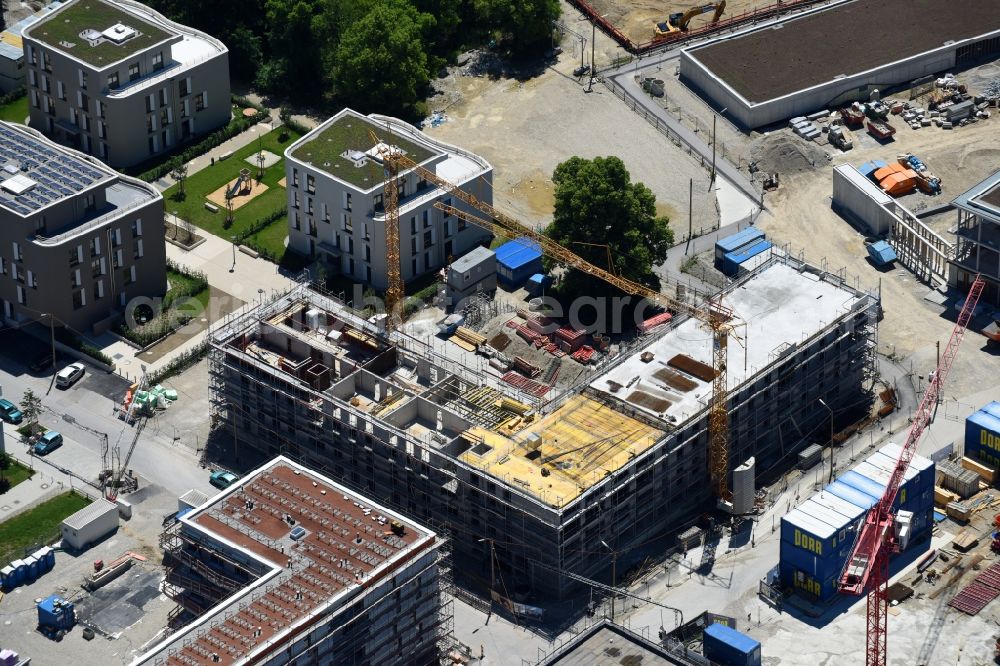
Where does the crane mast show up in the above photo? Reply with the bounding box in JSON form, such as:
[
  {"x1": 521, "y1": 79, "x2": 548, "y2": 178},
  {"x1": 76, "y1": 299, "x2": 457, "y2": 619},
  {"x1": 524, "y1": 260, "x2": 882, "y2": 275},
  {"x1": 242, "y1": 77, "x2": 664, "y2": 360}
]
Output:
[{"x1": 839, "y1": 274, "x2": 984, "y2": 666}]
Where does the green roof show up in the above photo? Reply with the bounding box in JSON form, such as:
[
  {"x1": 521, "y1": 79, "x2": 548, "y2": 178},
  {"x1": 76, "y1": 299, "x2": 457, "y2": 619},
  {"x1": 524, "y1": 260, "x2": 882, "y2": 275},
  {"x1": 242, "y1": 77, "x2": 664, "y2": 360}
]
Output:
[
  {"x1": 290, "y1": 114, "x2": 438, "y2": 190},
  {"x1": 27, "y1": 0, "x2": 173, "y2": 68}
]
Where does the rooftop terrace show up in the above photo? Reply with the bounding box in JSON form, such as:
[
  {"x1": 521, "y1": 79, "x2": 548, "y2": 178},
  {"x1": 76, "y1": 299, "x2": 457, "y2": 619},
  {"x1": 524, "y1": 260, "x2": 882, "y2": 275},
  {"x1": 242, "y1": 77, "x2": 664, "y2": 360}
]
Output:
[
  {"x1": 0, "y1": 122, "x2": 115, "y2": 217},
  {"x1": 953, "y1": 169, "x2": 1000, "y2": 223},
  {"x1": 590, "y1": 261, "x2": 869, "y2": 421},
  {"x1": 289, "y1": 110, "x2": 438, "y2": 191},
  {"x1": 26, "y1": 0, "x2": 173, "y2": 68},
  {"x1": 136, "y1": 457, "x2": 435, "y2": 666}
]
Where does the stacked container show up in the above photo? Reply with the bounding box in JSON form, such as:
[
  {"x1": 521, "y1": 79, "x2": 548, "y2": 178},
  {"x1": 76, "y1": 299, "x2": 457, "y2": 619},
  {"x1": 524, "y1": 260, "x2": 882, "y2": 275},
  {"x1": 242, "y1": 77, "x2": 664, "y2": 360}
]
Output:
[
  {"x1": 779, "y1": 443, "x2": 935, "y2": 603},
  {"x1": 965, "y1": 401, "x2": 1000, "y2": 469}
]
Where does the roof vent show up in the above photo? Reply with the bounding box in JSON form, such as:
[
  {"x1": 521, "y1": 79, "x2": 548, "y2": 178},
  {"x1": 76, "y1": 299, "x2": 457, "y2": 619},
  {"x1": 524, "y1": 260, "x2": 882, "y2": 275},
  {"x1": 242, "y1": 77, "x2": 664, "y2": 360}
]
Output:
[
  {"x1": 102, "y1": 23, "x2": 137, "y2": 44},
  {"x1": 341, "y1": 149, "x2": 368, "y2": 168}
]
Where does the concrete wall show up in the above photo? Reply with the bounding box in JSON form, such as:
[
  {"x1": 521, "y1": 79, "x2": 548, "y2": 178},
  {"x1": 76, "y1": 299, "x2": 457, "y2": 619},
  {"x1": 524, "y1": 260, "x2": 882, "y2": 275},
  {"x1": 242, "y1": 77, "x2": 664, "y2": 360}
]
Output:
[
  {"x1": 681, "y1": 27, "x2": 979, "y2": 129},
  {"x1": 832, "y1": 164, "x2": 896, "y2": 235}
]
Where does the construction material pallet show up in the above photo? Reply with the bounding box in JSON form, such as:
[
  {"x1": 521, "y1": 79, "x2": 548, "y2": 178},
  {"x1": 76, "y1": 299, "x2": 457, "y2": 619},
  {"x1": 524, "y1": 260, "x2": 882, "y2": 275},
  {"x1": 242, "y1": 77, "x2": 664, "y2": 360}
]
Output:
[
  {"x1": 501, "y1": 371, "x2": 550, "y2": 398},
  {"x1": 949, "y1": 561, "x2": 1000, "y2": 615},
  {"x1": 571, "y1": 345, "x2": 596, "y2": 364}
]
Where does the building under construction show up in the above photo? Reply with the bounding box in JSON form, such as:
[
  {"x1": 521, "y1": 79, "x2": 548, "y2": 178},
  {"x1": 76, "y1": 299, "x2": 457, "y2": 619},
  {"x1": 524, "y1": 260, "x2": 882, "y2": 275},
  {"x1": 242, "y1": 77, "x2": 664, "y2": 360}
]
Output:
[
  {"x1": 139, "y1": 456, "x2": 444, "y2": 665},
  {"x1": 207, "y1": 252, "x2": 879, "y2": 602}
]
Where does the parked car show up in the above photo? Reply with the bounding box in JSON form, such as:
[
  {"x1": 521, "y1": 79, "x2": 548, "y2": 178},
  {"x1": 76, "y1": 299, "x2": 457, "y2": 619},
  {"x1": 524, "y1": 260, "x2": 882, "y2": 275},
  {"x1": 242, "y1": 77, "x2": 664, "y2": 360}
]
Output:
[
  {"x1": 209, "y1": 470, "x2": 239, "y2": 490},
  {"x1": 0, "y1": 398, "x2": 23, "y2": 424},
  {"x1": 55, "y1": 362, "x2": 86, "y2": 388},
  {"x1": 33, "y1": 431, "x2": 63, "y2": 456}
]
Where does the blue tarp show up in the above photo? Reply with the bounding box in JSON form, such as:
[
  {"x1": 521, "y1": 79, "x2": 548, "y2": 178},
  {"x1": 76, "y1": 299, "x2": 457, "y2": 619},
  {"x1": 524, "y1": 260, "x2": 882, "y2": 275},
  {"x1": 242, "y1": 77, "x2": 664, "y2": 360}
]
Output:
[
  {"x1": 715, "y1": 227, "x2": 765, "y2": 255},
  {"x1": 867, "y1": 240, "x2": 897, "y2": 266},
  {"x1": 858, "y1": 160, "x2": 888, "y2": 178},
  {"x1": 494, "y1": 238, "x2": 542, "y2": 271}
]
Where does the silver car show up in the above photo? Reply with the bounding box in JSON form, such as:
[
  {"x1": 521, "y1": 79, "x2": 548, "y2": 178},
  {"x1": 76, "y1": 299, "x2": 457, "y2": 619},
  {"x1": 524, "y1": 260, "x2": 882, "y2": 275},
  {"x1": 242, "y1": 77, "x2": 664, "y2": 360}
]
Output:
[{"x1": 55, "y1": 362, "x2": 86, "y2": 388}]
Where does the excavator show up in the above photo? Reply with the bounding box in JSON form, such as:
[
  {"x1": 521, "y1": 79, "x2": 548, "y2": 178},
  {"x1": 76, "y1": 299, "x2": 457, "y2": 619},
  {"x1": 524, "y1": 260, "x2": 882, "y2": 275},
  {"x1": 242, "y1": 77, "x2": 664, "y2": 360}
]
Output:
[{"x1": 654, "y1": 1, "x2": 726, "y2": 37}]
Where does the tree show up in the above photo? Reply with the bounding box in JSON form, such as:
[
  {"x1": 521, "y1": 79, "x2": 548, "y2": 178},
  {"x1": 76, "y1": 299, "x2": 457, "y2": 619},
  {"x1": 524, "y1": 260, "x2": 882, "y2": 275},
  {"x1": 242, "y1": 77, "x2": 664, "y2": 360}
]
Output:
[
  {"x1": 473, "y1": 0, "x2": 559, "y2": 53},
  {"x1": 182, "y1": 217, "x2": 196, "y2": 244},
  {"x1": 333, "y1": 1, "x2": 432, "y2": 115},
  {"x1": 546, "y1": 156, "x2": 673, "y2": 300},
  {"x1": 169, "y1": 156, "x2": 188, "y2": 198},
  {"x1": 20, "y1": 389, "x2": 42, "y2": 436}
]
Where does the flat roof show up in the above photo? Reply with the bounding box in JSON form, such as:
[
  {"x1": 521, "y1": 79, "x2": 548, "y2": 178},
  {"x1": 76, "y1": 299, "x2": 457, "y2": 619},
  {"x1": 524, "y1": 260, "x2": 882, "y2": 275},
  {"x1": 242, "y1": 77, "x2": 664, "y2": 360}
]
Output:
[
  {"x1": 61, "y1": 498, "x2": 116, "y2": 530},
  {"x1": 289, "y1": 110, "x2": 438, "y2": 190},
  {"x1": 688, "y1": 0, "x2": 1000, "y2": 104},
  {"x1": 952, "y1": 169, "x2": 1000, "y2": 223},
  {"x1": 25, "y1": 0, "x2": 174, "y2": 68},
  {"x1": 540, "y1": 621, "x2": 684, "y2": 665},
  {"x1": 590, "y1": 262, "x2": 869, "y2": 422},
  {"x1": 0, "y1": 122, "x2": 115, "y2": 217},
  {"x1": 134, "y1": 456, "x2": 436, "y2": 665},
  {"x1": 451, "y1": 245, "x2": 494, "y2": 272}
]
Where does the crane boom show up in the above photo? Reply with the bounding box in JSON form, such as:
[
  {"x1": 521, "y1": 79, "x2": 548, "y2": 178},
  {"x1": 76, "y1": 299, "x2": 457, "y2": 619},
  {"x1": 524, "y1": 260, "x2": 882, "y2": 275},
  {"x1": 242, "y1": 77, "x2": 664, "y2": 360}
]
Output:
[{"x1": 839, "y1": 274, "x2": 984, "y2": 666}]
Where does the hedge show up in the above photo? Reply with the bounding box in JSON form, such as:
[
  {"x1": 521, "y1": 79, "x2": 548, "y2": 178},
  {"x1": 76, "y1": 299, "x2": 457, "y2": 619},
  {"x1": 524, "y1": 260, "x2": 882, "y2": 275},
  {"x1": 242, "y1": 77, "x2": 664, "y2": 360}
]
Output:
[
  {"x1": 53, "y1": 328, "x2": 113, "y2": 366},
  {"x1": 0, "y1": 87, "x2": 26, "y2": 107},
  {"x1": 148, "y1": 341, "x2": 209, "y2": 385},
  {"x1": 279, "y1": 107, "x2": 311, "y2": 136}
]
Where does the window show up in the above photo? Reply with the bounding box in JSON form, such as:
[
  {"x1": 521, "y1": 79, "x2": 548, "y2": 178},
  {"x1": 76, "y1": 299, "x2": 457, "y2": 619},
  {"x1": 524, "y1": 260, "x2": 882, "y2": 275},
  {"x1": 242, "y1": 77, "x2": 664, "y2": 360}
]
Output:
[
  {"x1": 93, "y1": 279, "x2": 104, "y2": 300},
  {"x1": 16, "y1": 285, "x2": 25, "y2": 306},
  {"x1": 146, "y1": 95, "x2": 154, "y2": 113},
  {"x1": 364, "y1": 245, "x2": 371, "y2": 262},
  {"x1": 362, "y1": 223, "x2": 369, "y2": 240},
  {"x1": 80, "y1": 92, "x2": 89, "y2": 110},
  {"x1": 79, "y1": 69, "x2": 87, "y2": 89},
  {"x1": 71, "y1": 269, "x2": 81, "y2": 287},
  {"x1": 194, "y1": 92, "x2": 206, "y2": 112},
  {"x1": 291, "y1": 168, "x2": 299, "y2": 187},
  {"x1": 458, "y1": 217, "x2": 467, "y2": 232},
  {"x1": 42, "y1": 52, "x2": 51, "y2": 72},
  {"x1": 152, "y1": 52, "x2": 164, "y2": 71},
  {"x1": 159, "y1": 88, "x2": 168, "y2": 106},
  {"x1": 29, "y1": 70, "x2": 36, "y2": 87},
  {"x1": 90, "y1": 236, "x2": 101, "y2": 256},
  {"x1": 131, "y1": 219, "x2": 143, "y2": 237},
  {"x1": 27, "y1": 270, "x2": 36, "y2": 288},
  {"x1": 293, "y1": 191, "x2": 300, "y2": 209},
  {"x1": 422, "y1": 210, "x2": 430, "y2": 228},
  {"x1": 160, "y1": 107, "x2": 170, "y2": 126},
  {"x1": 423, "y1": 230, "x2": 433, "y2": 247},
  {"x1": 97, "y1": 100, "x2": 105, "y2": 118},
  {"x1": 107, "y1": 72, "x2": 119, "y2": 88},
  {"x1": 410, "y1": 237, "x2": 417, "y2": 254},
  {"x1": 12, "y1": 241, "x2": 21, "y2": 261},
  {"x1": 134, "y1": 239, "x2": 144, "y2": 259},
  {"x1": 128, "y1": 62, "x2": 140, "y2": 81},
  {"x1": 57, "y1": 80, "x2": 65, "y2": 100},
  {"x1": 345, "y1": 192, "x2": 351, "y2": 211},
  {"x1": 91, "y1": 257, "x2": 103, "y2": 278},
  {"x1": 410, "y1": 217, "x2": 416, "y2": 234},
  {"x1": 72, "y1": 289, "x2": 85, "y2": 310},
  {"x1": 180, "y1": 77, "x2": 192, "y2": 96},
  {"x1": 306, "y1": 174, "x2": 315, "y2": 194},
  {"x1": 112, "y1": 229, "x2": 123, "y2": 247},
  {"x1": 291, "y1": 211, "x2": 300, "y2": 230},
  {"x1": 373, "y1": 193, "x2": 382, "y2": 212},
  {"x1": 41, "y1": 75, "x2": 49, "y2": 93},
  {"x1": 306, "y1": 197, "x2": 313, "y2": 215},
  {"x1": 442, "y1": 198, "x2": 452, "y2": 217},
  {"x1": 148, "y1": 136, "x2": 156, "y2": 153}
]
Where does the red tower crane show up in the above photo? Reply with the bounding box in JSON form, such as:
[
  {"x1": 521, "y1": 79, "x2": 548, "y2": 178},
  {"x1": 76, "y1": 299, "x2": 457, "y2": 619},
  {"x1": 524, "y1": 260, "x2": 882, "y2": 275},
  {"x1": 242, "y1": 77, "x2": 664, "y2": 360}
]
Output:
[{"x1": 839, "y1": 275, "x2": 985, "y2": 666}]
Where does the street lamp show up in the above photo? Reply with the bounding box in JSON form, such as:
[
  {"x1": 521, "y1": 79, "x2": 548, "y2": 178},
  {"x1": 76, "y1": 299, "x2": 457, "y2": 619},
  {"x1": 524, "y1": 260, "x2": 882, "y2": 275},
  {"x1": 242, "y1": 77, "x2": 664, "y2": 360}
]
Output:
[
  {"x1": 817, "y1": 398, "x2": 834, "y2": 483},
  {"x1": 601, "y1": 539, "x2": 617, "y2": 620},
  {"x1": 230, "y1": 235, "x2": 237, "y2": 273}
]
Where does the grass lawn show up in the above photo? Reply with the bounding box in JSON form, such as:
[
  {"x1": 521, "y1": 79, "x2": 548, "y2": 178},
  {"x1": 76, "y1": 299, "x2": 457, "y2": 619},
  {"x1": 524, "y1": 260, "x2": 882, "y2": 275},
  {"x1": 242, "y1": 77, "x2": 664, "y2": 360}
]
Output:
[
  {"x1": 120, "y1": 267, "x2": 209, "y2": 345},
  {"x1": 0, "y1": 94, "x2": 28, "y2": 123},
  {"x1": 1, "y1": 457, "x2": 35, "y2": 490},
  {"x1": 0, "y1": 492, "x2": 90, "y2": 564},
  {"x1": 163, "y1": 127, "x2": 302, "y2": 261}
]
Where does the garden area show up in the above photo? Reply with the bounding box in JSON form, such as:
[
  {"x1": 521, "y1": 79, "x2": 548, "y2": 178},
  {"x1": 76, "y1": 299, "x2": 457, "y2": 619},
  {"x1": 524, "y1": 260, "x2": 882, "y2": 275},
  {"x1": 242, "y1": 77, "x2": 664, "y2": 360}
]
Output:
[
  {"x1": 0, "y1": 453, "x2": 34, "y2": 494},
  {"x1": 0, "y1": 90, "x2": 28, "y2": 123},
  {"x1": 161, "y1": 125, "x2": 306, "y2": 268},
  {"x1": 115, "y1": 261, "x2": 209, "y2": 347},
  {"x1": 0, "y1": 492, "x2": 90, "y2": 565}
]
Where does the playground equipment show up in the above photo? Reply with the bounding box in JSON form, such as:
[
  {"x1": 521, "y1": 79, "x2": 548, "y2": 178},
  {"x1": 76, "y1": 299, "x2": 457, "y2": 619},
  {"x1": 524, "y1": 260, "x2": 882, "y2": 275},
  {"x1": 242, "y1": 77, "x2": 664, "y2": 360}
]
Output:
[{"x1": 226, "y1": 168, "x2": 252, "y2": 200}]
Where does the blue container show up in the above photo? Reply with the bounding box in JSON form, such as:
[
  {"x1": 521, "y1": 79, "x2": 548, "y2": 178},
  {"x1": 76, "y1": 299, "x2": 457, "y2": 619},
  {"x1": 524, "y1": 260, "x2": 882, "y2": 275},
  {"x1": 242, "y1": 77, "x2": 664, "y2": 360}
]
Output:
[
  {"x1": 0, "y1": 564, "x2": 13, "y2": 591},
  {"x1": 825, "y1": 480, "x2": 878, "y2": 509},
  {"x1": 982, "y1": 401, "x2": 1000, "y2": 421},
  {"x1": 781, "y1": 507, "x2": 841, "y2": 559},
  {"x1": 37, "y1": 595, "x2": 74, "y2": 630},
  {"x1": 875, "y1": 444, "x2": 935, "y2": 491},
  {"x1": 704, "y1": 622, "x2": 762, "y2": 666},
  {"x1": 966, "y1": 410, "x2": 1000, "y2": 468},
  {"x1": 722, "y1": 239, "x2": 773, "y2": 276},
  {"x1": 494, "y1": 239, "x2": 543, "y2": 287},
  {"x1": 858, "y1": 160, "x2": 888, "y2": 178},
  {"x1": 779, "y1": 540, "x2": 844, "y2": 582},
  {"x1": 839, "y1": 470, "x2": 886, "y2": 502},
  {"x1": 32, "y1": 547, "x2": 55, "y2": 574},
  {"x1": 9, "y1": 559, "x2": 25, "y2": 586},
  {"x1": 779, "y1": 562, "x2": 840, "y2": 602},
  {"x1": 715, "y1": 227, "x2": 765, "y2": 262}
]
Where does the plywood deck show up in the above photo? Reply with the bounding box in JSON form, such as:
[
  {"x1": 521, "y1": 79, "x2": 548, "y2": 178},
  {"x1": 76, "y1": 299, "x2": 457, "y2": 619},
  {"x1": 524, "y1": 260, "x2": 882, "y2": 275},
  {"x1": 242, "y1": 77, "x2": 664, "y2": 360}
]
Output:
[{"x1": 459, "y1": 395, "x2": 664, "y2": 508}]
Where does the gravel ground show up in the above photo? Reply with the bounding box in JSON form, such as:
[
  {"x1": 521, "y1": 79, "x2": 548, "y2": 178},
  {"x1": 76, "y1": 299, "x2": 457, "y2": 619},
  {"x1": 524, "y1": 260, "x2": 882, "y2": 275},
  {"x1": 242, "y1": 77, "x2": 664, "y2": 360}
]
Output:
[{"x1": 423, "y1": 19, "x2": 720, "y2": 235}]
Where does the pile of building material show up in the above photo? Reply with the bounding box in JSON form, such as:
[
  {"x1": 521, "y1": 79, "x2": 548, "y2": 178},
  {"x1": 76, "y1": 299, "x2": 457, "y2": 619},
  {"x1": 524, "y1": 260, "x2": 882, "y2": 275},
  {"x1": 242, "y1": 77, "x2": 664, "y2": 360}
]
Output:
[
  {"x1": 450, "y1": 326, "x2": 486, "y2": 352},
  {"x1": 638, "y1": 312, "x2": 672, "y2": 334},
  {"x1": 500, "y1": 371, "x2": 550, "y2": 398},
  {"x1": 571, "y1": 345, "x2": 596, "y2": 364},
  {"x1": 789, "y1": 112, "x2": 827, "y2": 141},
  {"x1": 512, "y1": 356, "x2": 541, "y2": 378},
  {"x1": 949, "y1": 561, "x2": 1000, "y2": 615},
  {"x1": 938, "y1": 460, "x2": 980, "y2": 499},
  {"x1": 554, "y1": 327, "x2": 586, "y2": 352}
]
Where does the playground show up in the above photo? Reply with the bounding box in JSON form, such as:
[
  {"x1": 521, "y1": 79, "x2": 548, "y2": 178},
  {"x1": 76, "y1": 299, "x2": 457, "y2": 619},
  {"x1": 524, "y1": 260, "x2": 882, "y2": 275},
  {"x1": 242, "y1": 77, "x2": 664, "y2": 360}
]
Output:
[
  {"x1": 205, "y1": 168, "x2": 271, "y2": 211},
  {"x1": 162, "y1": 127, "x2": 302, "y2": 262}
]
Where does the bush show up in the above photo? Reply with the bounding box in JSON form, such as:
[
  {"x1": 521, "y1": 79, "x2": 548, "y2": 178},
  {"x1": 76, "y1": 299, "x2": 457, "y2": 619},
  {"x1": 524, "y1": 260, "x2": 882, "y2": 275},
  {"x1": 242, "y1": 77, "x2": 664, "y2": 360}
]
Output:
[
  {"x1": 279, "y1": 107, "x2": 310, "y2": 136},
  {"x1": 148, "y1": 341, "x2": 209, "y2": 385},
  {"x1": 231, "y1": 94, "x2": 266, "y2": 113},
  {"x1": 0, "y1": 87, "x2": 26, "y2": 107},
  {"x1": 53, "y1": 328, "x2": 113, "y2": 366}
]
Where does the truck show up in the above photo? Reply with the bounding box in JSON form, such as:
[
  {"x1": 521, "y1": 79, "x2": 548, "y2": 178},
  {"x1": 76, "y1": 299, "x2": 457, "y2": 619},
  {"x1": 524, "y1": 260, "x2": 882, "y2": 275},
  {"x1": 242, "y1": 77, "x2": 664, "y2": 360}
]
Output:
[
  {"x1": 829, "y1": 125, "x2": 854, "y2": 150},
  {"x1": 867, "y1": 120, "x2": 896, "y2": 140}
]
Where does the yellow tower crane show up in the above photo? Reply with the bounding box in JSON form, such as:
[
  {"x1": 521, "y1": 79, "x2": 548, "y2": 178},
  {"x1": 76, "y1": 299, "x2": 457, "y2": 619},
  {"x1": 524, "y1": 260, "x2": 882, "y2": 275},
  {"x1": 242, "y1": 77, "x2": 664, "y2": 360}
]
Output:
[{"x1": 371, "y1": 132, "x2": 738, "y2": 505}]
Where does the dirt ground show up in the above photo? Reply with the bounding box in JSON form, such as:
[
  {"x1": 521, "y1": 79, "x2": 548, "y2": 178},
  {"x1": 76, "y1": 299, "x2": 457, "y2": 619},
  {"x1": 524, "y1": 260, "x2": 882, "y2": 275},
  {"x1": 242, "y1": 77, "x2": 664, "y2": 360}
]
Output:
[
  {"x1": 584, "y1": 0, "x2": 771, "y2": 45},
  {"x1": 756, "y1": 110, "x2": 1000, "y2": 398},
  {"x1": 424, "y1": 43, "x2": 719, "y2": 233},
  {"x1": 206, "y1": 178, "x2": 270, "y2": 210}
]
